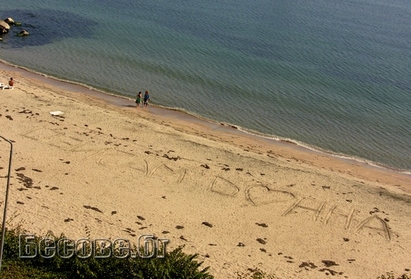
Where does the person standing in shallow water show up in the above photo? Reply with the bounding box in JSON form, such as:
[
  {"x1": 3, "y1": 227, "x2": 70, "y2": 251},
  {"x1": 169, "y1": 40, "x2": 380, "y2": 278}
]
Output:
[
  {"x1": 143, "y1": 91, "x2": 150, "y2": 108},
  {"x1": 135, "y1": 92, "x2": 142, "y2": 108}
]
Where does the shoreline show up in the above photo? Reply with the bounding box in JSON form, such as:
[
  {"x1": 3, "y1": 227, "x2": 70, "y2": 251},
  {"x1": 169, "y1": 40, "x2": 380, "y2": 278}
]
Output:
[
  {"x1": 1, "y1": 59, "x2": 410, "y2": 185},
  {"x1": 2, "y1": 61, "x2": 411, "y2": 278}
]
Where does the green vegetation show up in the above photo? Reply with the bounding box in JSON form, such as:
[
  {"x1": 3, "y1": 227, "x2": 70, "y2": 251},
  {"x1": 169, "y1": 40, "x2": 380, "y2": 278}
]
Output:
[
  {"x1": 236, "y1": 268, "x2": 279, "y2": 279},
  {"x1": 378, "y1": 273, "x2": 411, "y2": 279},
  {"x1": 0, "y1": 226, "x2": 214, "y2": 279}
]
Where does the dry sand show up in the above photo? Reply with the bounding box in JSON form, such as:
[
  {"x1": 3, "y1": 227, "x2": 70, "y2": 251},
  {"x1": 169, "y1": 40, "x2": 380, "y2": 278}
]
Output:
[{"x1": 1, "y1": 64, "x2": 411, "y2": 278}]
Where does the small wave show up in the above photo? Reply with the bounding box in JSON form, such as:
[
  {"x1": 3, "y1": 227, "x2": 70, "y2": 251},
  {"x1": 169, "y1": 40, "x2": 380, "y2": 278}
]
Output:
[
  {"x1": 0, "y1": 59, "x2": 134, "y2": 102},
  {"x1": 230, "y1": 124, "x2": 411, "y2": 174},
  {"x1": 154, "y1": 104, "x2": 226, "y2": 125}
]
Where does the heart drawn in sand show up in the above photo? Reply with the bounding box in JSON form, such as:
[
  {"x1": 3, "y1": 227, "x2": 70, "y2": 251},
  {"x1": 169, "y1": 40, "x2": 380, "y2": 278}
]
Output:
[{"x1": 246, "y1": 185, "x2": 295, "y2": 206}]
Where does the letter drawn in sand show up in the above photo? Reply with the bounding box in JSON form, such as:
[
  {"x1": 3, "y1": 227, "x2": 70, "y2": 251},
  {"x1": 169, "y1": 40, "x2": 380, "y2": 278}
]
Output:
[
  {"x1": 21, "y1": 128, "x2": 63, "y2": 141},
  {"x1": 96, "y1": 149, "x2": 147, "y2": 175},
  {"x1": 322, "y1": 205, "x2": 337, "y2": 225},
  {"x1": 354, "y1": 215, "x2": 391, "y2": 241},
  {"x1": 127, "y1": 159, "x2": 148, "y2": 176},
  {"x1": 322, "y1": 206, "x2": 357, "y2": 230},
  {"x1": 149, "y1": 163, "x2": 187, "y2": 183},
  {"x1": 149, "y1": 163, "x2": 172, "y2": 176},
  {"x1": 210, "y1": 176, "x2": 240, "y2": 197},
  {"x1": 48, "y1": 136, "x2": 97, "y2": 153},
  {"x1": 22, "y1": 129, "x2": 102, "y2": 157},
  {"x1": 282, "y1": 198, "x2": 325, "y2": 221}
]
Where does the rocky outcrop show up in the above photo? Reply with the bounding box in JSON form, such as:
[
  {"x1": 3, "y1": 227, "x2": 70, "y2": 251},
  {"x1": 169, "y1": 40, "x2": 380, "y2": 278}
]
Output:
[
  {"x1": 0, "y1": 20, "x2": 10, "y2": 34},
  {"x1": 1, "y1": 18, "x2": 27, "y2": 37},
  {"x1": 4, "y1": 18, "x2": 15, "y2": 25},
  {"x1": 19, "y1": 30, "x2": 29, "y2": 36}
]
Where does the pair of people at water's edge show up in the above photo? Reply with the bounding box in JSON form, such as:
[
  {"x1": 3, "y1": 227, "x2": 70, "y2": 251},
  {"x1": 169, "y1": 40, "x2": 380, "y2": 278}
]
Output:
[{"x1": 136, "y1": 91, "x2": 150, "y2": 108}]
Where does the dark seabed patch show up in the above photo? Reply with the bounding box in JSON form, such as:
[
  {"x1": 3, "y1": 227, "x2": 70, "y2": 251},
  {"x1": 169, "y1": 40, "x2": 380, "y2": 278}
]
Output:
[{"x1": 0, "y1": 9, "x2": 98, "y2": 48}]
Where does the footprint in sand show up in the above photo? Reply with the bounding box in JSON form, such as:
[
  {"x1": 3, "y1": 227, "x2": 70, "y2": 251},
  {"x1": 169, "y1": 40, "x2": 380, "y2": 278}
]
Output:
[
  {"x1": 202, "y1": 222, "x2": 213, "y2": 228},
  {"x1": 84, "y1": 205, "x2": 103, "y2": 213},
  {"x1": 123, "y1": 228, "x2": 136, "y2": 233},
  {"x1": 16, "y1": 173, "x2": 34, "y2": 188},
  {"x1": 255, "y1": 223, "x2": 268, "y2": 228},
  {"x1": 299, "y1": 262, "x2": 318, "y2": 269},
  {"x1": 162, "y1": 154, "x2": 180, "y2": 161},
  {"x1": 319, "y1": 268, "x2": 342, "y2": 276},
  {"x1": 256, "y1": 238, "x2": 266, "y2": 245},
  {"x1": 322, "y1": 260, "x2": 338, "y2": 267}
]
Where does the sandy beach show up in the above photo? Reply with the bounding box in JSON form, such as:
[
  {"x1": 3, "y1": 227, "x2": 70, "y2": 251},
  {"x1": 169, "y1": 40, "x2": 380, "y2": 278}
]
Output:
[{"x1": 1, "y1": 64, "x2": 411, "y2": 278}]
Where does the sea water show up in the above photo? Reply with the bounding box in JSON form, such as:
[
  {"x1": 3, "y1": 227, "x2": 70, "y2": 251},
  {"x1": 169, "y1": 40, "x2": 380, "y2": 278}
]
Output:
[{"x1": 1, "y1": 0, "x2": 410, "y2": 171}]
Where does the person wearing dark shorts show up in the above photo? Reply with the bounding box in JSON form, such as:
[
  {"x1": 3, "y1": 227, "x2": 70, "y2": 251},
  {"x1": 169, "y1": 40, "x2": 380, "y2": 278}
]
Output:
[{"x1": 143, "y1": 91, "x2": 150, "y2": 108}]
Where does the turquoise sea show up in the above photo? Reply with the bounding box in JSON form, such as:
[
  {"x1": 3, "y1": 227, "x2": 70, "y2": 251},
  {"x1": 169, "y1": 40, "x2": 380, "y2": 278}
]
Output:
[{"x1": 1, "y1": 0, "x2": 410, "y2": 171}]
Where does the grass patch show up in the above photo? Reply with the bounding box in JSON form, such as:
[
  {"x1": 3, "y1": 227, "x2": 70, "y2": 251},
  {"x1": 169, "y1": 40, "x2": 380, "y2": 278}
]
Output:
[{"x1": 0, "y1": 225, "x2": 214, "y2": 279}]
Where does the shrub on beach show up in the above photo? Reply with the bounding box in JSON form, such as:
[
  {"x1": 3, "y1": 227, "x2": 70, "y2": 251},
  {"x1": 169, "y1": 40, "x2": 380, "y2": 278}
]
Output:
[
  {"x1": 377, "y1": 273, "x2": 411, "y2": 279},
  {"x1": 0, "y1": 226, "x2": 214, "y2": 279}
]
